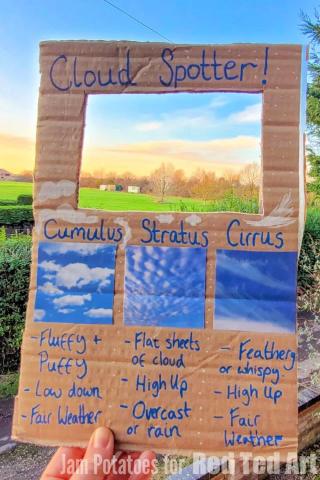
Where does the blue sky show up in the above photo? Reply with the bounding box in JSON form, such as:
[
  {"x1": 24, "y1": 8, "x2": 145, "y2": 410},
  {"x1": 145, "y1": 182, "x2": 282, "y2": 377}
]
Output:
[
  {"x1": 124, "y1": 245, "x2": 206, "y2": 328},
  {"x1": 0, "y1": 0, "x2": 312, "y2": 174},
  {"x1": 214, "y1": 250, "x2": 297, "y2": 333},
  {"x1": 34, "y1": 241, "x2": 116, "y2": 324}
]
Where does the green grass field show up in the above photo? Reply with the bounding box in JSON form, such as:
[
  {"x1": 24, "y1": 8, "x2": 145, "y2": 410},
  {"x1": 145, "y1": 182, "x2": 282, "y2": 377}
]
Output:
[
  {"x1": 80, "y1": 187, "x2": 208, "y2": 211},
  {"x1": 0, "y1": 181, "x2": 259, "y2": 213},
  {"x1": 0, "y1": 181, "x2": 33, "y2": 201}
]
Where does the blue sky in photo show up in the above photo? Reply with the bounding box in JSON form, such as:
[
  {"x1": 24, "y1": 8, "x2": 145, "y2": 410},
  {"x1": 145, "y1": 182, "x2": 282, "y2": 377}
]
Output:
[
  {"x1": 214, "y1": 250, "x2": 297, "y2": 333},
  {"x1": 34, "y1": 241, "x2": 116, "y2": 324},
  {"x1": 0, "y1": 0, "x2": 311, "y2": 174},
  {"x1": 124, "y1": 245, "x2": 206, "y2": 328}
]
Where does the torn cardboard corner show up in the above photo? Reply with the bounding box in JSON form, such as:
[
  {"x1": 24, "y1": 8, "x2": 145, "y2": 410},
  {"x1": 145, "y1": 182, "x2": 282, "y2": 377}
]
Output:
[{"x1": 13, "y1": 41, "x2": 306, "y2": 459}]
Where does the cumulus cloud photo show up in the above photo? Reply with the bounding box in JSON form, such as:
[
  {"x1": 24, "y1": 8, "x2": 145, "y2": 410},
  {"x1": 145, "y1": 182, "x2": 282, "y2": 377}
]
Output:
[
  {"x1": 214, "y1": 250, "x2": 297, "y2": 333},
  {"x1": 34, "y1": 241, "x2": 116, "y2": 324},
  {"x1": 124, "y1": 245, "x2": 206, "y2": 328}
]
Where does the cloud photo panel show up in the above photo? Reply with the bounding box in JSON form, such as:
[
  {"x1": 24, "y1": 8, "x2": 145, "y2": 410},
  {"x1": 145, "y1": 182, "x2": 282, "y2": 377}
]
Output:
[
  {"x1": 124, "y1": 245, "x2": 206, "y2": 328},
  {"x1": 34, "y1": 241, "x2": 116, "y2": 324}
]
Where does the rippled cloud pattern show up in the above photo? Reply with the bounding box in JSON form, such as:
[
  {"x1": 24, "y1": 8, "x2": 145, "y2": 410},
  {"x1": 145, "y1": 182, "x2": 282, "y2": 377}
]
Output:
[{"x1": 124, "y1": 246, "x2": 206, "y2": 328}]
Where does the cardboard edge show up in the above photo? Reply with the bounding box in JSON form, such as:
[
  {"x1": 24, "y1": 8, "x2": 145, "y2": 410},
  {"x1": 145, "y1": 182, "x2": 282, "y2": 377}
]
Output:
[{"x1": 298, "y1": 45, "x2": 308, "y2": 251}]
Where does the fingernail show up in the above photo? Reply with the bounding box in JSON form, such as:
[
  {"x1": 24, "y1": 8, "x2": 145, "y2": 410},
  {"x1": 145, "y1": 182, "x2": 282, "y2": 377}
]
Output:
[{"x1": 93, "y1": 426, "x2": 112, "y2": 449}]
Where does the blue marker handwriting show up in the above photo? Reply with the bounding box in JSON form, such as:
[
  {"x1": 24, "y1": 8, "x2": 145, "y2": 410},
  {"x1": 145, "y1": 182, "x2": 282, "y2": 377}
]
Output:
[
  {"x1": 226, "y1": 219, "x2": 284, "y2": 249},
  {"x1": 49, "y1": 47, "x2": 269, "y2": 92},
  {"x1": 133, "y1": 331, "x2": 200, "y2": 352},
  {"x1": 224, "y1": 430, "x2": 283, "y2": 448},
  {"x1": 50, "y1": 51, "x2": 136, "y2": 92},
  {"x1": 44, "y1": 219, "x2": 123, "y2": 243},
  {"x1": 39, "y1": 328, "x2": 86, "y2": 355},
  {"x1": 38, "y1": 351, "x2": 88, "y2": 379},
  {"x1": 136, "y1": 373, "x2": 188, "y2": 399},
  {"x1": 57, "y1": 404, "x2": 102, "y2": 425},
  {"x1": 160, "y1": 47, "x2": 269, "y2": 88},
  {"x1": 132, "y1": 400, "x2": 191, "y2": 421},
  {"x1": 141, "y1": 219, "x2": 208, "y2": 247},
  {"x1": 239, "y1": 339, "x2": 296, "y2": 371}
]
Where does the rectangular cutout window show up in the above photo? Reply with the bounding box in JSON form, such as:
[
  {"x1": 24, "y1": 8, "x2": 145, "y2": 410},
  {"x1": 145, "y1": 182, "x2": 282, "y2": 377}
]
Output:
[{"x1": 80, "y1": 92, "x2": 262, "y2": 214}]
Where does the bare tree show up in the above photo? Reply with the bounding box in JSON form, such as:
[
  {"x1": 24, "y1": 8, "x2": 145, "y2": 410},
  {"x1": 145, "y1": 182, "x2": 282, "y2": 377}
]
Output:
[
  {"x1": 191, "y1": 169, "x2": 217, "y2": 202},
  {"x1": 223, "y1": 170, "x2": 240, "y2": 188},
  {"x1": 150, "y1": 162, "x2": 175, "y2": 201},
  {"x1": 240, "y1": 163, "x2": 260, "y2": 198}
]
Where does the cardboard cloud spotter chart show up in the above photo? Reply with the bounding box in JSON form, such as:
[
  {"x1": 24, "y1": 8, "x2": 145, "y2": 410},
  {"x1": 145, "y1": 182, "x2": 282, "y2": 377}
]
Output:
[{"x1": 13, "y1": 41, "x2": 307, "y2": 458}]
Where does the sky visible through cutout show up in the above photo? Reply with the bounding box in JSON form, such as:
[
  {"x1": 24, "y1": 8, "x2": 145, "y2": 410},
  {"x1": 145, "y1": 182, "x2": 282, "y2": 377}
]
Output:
[{"x1": 80, "y1": 92, "x2": 262, "y2": 213}]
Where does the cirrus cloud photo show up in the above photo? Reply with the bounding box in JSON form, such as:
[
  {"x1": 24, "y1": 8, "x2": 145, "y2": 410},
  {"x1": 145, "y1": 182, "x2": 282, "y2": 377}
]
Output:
[
  {"x1": 214, "y1": 249, "x2": 297, "y2": 333},
  {"x1": 34, "y1": 241, "x2": 116, "y2": 324}
]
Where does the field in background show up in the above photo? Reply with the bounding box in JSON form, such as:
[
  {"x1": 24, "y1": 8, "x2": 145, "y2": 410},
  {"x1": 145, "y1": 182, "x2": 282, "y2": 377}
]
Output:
[
  {"x1": 0, "y1": 182, "x2": 33, "y2": 201},
  {"x1": 0, "y1": 181, "x2": 259, "y2": 213}
]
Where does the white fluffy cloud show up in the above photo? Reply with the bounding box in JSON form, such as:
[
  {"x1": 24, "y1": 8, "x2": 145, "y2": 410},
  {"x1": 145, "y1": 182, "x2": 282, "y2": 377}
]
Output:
[
  {"x1": 39, "y1": 282, "x2": 63, "y2": 296},
  {"x1": 39, "y1": 260, "x2": 114, "y2": 291},
  {"x1": 42, "y1": 243, "x2": 106, "y2": 256},
  {"x1": 38, "y1": 180, "x2": 76, "y2": 203},
  {"x1": 135, "y1": 121, "x2": 162, "y2": 132},
  {"x1": 84, "y1": 308, "x2": 112, "y2": 318},
  {"x1": 39, "y1": 260, "x2": 60, "y2": 272},
  {"x1": 228, "y1": 103, "x2": 262, "y2": 124},
  {"x1": 55, "y1": 263, "x2": 114, "y2": 290},
  {"x1": 34, "y1": 309, "x2": 45, "y2": 321},
  {"x1": 53, "y1": 294, "x2": 92, "y2": 308}
]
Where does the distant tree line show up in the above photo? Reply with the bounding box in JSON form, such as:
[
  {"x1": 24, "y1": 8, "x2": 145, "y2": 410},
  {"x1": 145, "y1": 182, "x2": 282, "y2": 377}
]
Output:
[
  {"x1": 80, "y1": 162, "x2": 260, "y2": 202},
  {"x1": 12, "y1": 163, "x2": 260, "y2": 203}
]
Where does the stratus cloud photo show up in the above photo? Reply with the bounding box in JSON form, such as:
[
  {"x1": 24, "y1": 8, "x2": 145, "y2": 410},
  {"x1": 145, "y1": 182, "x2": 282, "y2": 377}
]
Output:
[
  {"x1": 214, "y1": 250, "x2": 297, "y2": 333},
  {"x1": 124, "y1": 245, "x2": 206, "y2": 328},
  {"x1": 34, "y1": 241, "x2": 116, "y2": 324}
]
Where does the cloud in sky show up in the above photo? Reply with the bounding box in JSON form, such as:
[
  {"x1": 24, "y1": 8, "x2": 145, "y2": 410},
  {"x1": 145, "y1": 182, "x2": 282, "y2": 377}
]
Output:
[
  {"x1": 41, "y1": 242, "x2": 107, "y2": 256},
  {"x1": 0, "y1": 133, "x2": 34, "y2": 173},
  {"x1": 34, "y1": 241, "x2": 116, "y2": 324},
  {"x1": 53, "y1": 293, "x2": 92, "y2": 308},
  {"x1": 84, "y1": 308, "x2": 113, "y2": 318},
  {"x1": 81, "y1": 93, "x2": 262, "y2": 175},
  {"x1": 215, "y1": 317, "x2": 292, "y2": 334},
  {"x1": 34, "y1": 309, "x2": 45, "y2": 321},
  {"x1": 39, "y1": 282, "x2": 63, "y2": 296},
  {"x1": 133, "y1": 100, "x2": 261, "y2": 134},
  {"x1": 83, "y1": 135, "x2": 260, "y2": 176},
  {"x1": 45, "y1": 262, "x2": 114, "y2": 290},
  {"x1": 39, "y1": 260, "x2": 60, "y2": 272},
  {"x1": 214, "y1": 250, "x2": 297, "y2": 333},
  {"x1": 0, "y1": 94, "x2": 261, "y2": 175},
  {"x1": 135, "y1": 121, "x2": 163, "y2": 132},
  {"x1": 58, "y1": 308, "x2": 74, "y2": 314},
  {"x1": 124, "y1": 245, "x2": 206, "y2": 328},
  {"x1": 227, "y1": 103, "x2": 262, "y2": 124},
  {"x1": 0, "y1": 130, "x2": 260, "y2": 176}
]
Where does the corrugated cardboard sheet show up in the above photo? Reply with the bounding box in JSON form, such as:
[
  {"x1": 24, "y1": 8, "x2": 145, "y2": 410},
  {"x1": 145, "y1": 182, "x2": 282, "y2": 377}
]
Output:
[{"x1": 12, "y1": 41, "x2": 305, "y2": 459}]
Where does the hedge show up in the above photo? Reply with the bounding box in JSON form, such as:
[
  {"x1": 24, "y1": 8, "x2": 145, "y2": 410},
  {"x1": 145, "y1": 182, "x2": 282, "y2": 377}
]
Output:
[
  {"x1": 0, "y1": 205, "x2": 33, "y2": 225},
  {"x1": 0, "y1": 200, "x2": 17, "y2": 206},
  {"x1": 17, "y1": 194, "x2": 33, "y2": 205},
  {"x1": 0, "y1": 234, "x2": 32, "y2": 373}
]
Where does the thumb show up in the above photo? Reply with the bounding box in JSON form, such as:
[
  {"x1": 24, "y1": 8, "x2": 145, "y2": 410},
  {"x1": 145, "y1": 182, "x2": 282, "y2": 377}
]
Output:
[{"x1": 71, "y1": 426, "x2": 114, "y2": 480}]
